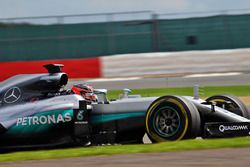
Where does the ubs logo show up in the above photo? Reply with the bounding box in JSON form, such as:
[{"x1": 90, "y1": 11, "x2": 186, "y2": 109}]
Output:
[{"x1": 4, "y1": 87, "x2": 21, "y2": 104}]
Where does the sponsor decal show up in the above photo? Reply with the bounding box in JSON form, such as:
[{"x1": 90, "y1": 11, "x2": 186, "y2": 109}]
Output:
[
  {"x1": 4, "y1": 87, "x2": 21, "y2": 104},
  {"x1": 219, "y1": 125, "x2": 249, "y2": 132},
  {"x1": 16, "y1": 113, "x2": 72, "y2": 126},
  {"x1": 77, "y1": 110, "x2": 85, "y2": 121}
]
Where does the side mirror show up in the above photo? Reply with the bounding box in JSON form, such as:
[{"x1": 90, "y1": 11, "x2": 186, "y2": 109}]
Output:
[
  {"x1": 202, "y1": 101, "x2": 216, "y2": 112},
  {"x1": 94, "y1": 89, "x2": 109, "y2": 104},
  {"x1": 94, "y1": 89, "x2": 108, "y2": 95},
  {"x1": 119, "y1": 88, "x2": 132, "y2": 99}
]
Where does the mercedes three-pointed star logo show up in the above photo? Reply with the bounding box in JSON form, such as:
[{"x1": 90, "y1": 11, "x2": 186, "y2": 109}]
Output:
[{"x1": 3, "y1": 87, "x2": 21, "y2": 104}]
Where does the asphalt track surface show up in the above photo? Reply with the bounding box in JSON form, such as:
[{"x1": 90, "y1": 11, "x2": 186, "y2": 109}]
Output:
[
  {"x1": 2, "y1": 147, "x2": 250, "y2": 167},
  {"x1": 68, "y1": 72, "x2": 250, "y2": 90}
]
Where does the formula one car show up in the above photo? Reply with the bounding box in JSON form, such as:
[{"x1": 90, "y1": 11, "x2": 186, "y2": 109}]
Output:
[{"x1": 1, "y1": 64, "x2": 250, "y2": 149}]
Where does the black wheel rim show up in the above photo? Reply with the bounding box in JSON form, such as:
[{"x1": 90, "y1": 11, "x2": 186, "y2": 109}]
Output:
[{"x1": 153, "y1": 106, "x2": 181, "y2": 137}]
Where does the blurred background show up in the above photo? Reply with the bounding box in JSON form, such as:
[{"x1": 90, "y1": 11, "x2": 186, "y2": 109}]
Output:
[{"x1": 1, "y1": 0, "x2": 250, "y2": 85}]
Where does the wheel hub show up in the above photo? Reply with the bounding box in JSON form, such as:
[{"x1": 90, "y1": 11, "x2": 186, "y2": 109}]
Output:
[{"x1": 165, "y1": 119, "x2": 172, "y2": 126}]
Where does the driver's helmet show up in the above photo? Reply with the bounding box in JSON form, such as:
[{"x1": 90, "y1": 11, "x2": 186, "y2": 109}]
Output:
[{"x1": 71, "y1": 84, "x2": 97, "y2": 102}]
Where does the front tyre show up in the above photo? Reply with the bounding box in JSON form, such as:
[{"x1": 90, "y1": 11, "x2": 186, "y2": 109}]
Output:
[
  {"x1": 145, "y1": 95, "x2": 200, "y2": 142},
  {"x1": 206, "y1": 94, "x2": 250, "y2": 119}
]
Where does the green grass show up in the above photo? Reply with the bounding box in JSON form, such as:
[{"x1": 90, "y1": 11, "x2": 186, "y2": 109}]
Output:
[
  {"x1": 1, "y1": 137, "x2": 250, "y2": 162},
  {"x1": 108, "y1": 85, "x2": 250, "y2": 99}
]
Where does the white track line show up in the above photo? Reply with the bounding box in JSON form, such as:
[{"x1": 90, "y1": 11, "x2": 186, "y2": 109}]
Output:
[
  {"x1": 87, "y1": 77, "x2": 142, "y2": 82},
  {"x1": 184, "y1": 72, "x2": 242, "y2": 78}
]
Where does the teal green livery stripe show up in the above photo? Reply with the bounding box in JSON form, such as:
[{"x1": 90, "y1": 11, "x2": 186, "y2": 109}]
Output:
[
  {"x1": 6, "y1": 109, "x2": 73, "y2": 135},
  {"x1": 90, "y1": 112, "x2": 145, "y2": 124}
]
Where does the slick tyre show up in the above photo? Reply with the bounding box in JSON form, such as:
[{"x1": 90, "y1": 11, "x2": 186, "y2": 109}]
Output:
[
  {"x1": 206, "y1": 94, "x2": 250, "y2": 119},
  {"x1": 145, "y1": 95, "x2": 201, "y2": 142}
]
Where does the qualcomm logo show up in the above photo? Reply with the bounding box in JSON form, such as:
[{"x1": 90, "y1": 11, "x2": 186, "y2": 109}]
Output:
[
  {"x1": 219, "y1": 125, "x2": 249, "y2": 132},
  {"x1": 4, "y1": 87, "x2": 21, "y2": 104}
]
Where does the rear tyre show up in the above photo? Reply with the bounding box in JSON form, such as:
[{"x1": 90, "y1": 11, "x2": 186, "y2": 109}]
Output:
[
  {"x1": 145, "y1": 95, "x2": 201, "y2": 142},
  {"x1": 206, "y1": 94, "x2": 250, "y2": 119}
]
